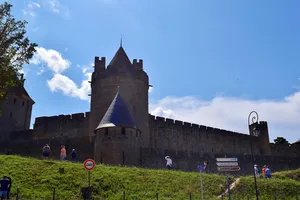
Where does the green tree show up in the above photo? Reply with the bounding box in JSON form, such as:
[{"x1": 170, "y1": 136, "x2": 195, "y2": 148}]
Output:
[
  {"x1": 274, "y1": 137, "x2": 289, "y2": 145},
  {"x1": 0, "y1": 2, "x2": 37, "y2": 114}
]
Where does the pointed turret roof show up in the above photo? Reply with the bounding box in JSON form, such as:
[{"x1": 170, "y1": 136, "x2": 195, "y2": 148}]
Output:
[
  {"x1": 7, "y1": 73, "x2": 34, "y2": 103},
  {"x1": 94, "y1": 89, "x2": 137, "y2": 132},
  {"x1": 108, "y1": 46, "x2": 132, "y2": 68}
]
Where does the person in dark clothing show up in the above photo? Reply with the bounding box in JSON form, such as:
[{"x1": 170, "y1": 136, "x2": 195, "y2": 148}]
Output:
[
  {"x1": 71, "y1": 149, "x2": 76, "y2": 161},
  {"x1": 42, "y1": 144, "x2": 51, "y2": 159},
  {"x1": 0, "y1": 176, "x2": 10, "y2": 200}
]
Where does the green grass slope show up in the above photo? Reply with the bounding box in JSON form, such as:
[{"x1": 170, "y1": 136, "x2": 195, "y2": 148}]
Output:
[{"x1": 0, "y1": 155, "x2": 299, "y2": 200}]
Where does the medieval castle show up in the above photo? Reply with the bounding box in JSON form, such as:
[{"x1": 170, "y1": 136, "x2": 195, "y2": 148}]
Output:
[{"x1": 1, "y1": 45, "x2": 300, "y2": 174}]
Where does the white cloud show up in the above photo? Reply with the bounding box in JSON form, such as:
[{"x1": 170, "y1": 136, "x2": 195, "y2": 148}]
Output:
[
  {"x1": 48, "y1": 0, "x2": 60, "y2": 13},
  {"x1": 23, "y1": 1, "x2": 40, "y2": 17},
  {"x1": 149, "y1": 92, "x2": 300, "y2": 143},
  {"x1": 45, "y1": 0, "x2": 71, "y2": 19},
  {"x1": 30, "y1": 47, "x2": 71, "y2": 73},
  {"x1": 47, "y1": 64, "x2": 92, "y2": 101}
]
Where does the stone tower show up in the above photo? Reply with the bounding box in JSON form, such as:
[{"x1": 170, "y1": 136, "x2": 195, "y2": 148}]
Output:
[
  {"x1": 89, "y1": 45, "x2": 150, "y2": 147},
  {"x1": 0, "y1": 74, "x2": 35, "y2": 140},
  {"x1": 249, "y1": 121, "x2": 271, "y2": 155},
  {"x1": 94, "y1": 90, "x2": 141, "y2": 165}
]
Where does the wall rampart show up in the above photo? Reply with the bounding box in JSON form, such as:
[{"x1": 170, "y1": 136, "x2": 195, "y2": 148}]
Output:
[
  {"x1": 140, "y1": 147, "x2": 300, "y2": 174},
  {"x1": 0, "y1": 136, "x2": 94, "y2": 162},
  {"x1": 33, "y1": 112, "x2": 90, "y2": 138},
  {"x1": 149, "y1": 115, "x2": 261, "y2": 157},
  {"x1": 270, "y1": 143, "x2": 300, "y2": 157}
]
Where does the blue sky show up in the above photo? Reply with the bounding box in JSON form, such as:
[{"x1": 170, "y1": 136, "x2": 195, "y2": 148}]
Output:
[{"x1": 7, "y1": 0, "x2": 300, "y2": 143}]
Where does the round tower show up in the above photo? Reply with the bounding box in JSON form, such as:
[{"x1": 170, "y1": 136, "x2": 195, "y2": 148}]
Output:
[
  {"x1": 89, "y1": 45, "x2": 150, "y2": 147},
  {"x1": 93, "y1": 91, "x2": 141, "y2": 165}
]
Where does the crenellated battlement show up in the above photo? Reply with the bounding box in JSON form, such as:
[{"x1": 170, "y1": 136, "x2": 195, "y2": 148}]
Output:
[
  {"x1": 34, "y1": 112, "x2": 90, "y2": 128},
  {"x1": 133, "y1": 59, "x2": 143, "y2": 69},
  {"x1": 94, "y1": 56, "x2": 106, "y2": 72},
  {"x1": 149, "y1": 114, "x2": 249, "y2": 138}
]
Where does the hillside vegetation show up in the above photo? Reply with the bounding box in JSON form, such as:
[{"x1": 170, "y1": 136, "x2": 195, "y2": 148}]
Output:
[{"x1": 0, "y1": 155, "x2": 299, "y2": 200}]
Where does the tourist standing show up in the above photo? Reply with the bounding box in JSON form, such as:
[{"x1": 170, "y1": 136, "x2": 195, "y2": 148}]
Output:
[
  {"x1": 165, "y1": 156, "x2": 172, "y2": 170},
  {"x1": 262, "y1": 165, "x2": 267, "y2": 178},
  {"x1": 254, "y1": 164, "x2": 259, "y2": 178},
  {"x1": 0, "y1": 176, "x2": 10, "y2": 200},
  {"x1": 42, "y1": 144, "x2": 51, "y2": 159},
  {"x1": 60, "y1": 145, "x2": 67, "y2": 161},
  {"x1": 71, "y1": 149, "x2": 76, "y2": 161}
]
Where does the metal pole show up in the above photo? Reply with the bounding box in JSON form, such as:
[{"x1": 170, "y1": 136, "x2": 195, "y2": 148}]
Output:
[
  {"x1": 53, "y1": 187, "x2": 56, "y2": 200},
  {"x1": 88, "y1": 170, "x2": 91, "y2": 188},
  {"x1": 250, "y1": 139, "x2": 259, "y2": 200},
  {"x1": 200, "y1": 169, "x2": 204, "y2": 200},
  {"x1": 248, "y1": 111, "x2": 259, "y2": 200},
  {"x1": 16, "y1": 186, "x2": 19, "y2": 200},
  {"x1": 227, "y1": 176, "x2": 231, "y2": 200}
]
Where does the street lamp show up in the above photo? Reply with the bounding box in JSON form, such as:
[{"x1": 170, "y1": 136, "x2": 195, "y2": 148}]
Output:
[{"x1": 248, "y1": 111, "x2": 260, "y2": 200}]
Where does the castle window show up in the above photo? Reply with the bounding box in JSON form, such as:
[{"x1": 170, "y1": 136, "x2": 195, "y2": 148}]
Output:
[
  {"x1": 13, "y1": 98, "x2": 16, "y2": 104},
  {"x1": 22, "y1": 101, "x2": 24, "y2": 107},
  {"x1": 9, "y1": 112, "x2": 12, "y2": 118},
  {"x1": 121, "y1": 128, "x2": 125, "y2": 135},
  {"x1": 105, "y1": 128, "x2": 108, "y2": 135}
]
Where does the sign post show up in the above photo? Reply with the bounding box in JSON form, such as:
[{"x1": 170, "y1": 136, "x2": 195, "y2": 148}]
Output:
[
  {"x1": 197, "y1": 161, "x2": 208, "y2": 200},
  {"x1": 84, "y1": 159, "x2": 96, "y2": 188},
  {"x1": 216, "y1": 158, "x2": 240, "y2": 200}
]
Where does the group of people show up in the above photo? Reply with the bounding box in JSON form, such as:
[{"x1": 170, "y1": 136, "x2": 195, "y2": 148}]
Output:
[
  {"x1": 166, "y1": 156, "x2": 272, "y2": 178},
  {"x1": 0, "y1": 176, "x2": 11, "y2": 200},
  {"x1": 254, "y1": 164, "x2": 272, "y2": 178},
  {"x1": 42, "y1": 144, "x2": 77, "y2": 161}
]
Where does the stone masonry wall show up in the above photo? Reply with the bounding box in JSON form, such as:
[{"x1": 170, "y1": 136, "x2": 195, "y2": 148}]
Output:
[
  {"x1": 33, "y1": 112, "x2": 90, "y2": 138},
  {"x1": 0, "y1": 135, "x2": 94, "y2": 162},
  {"x1": 149, "y1": 115, "x2": 261, "y2": 157},
  {"x1": 140, "y1": 147, "x2": 300, "y2": 175}
]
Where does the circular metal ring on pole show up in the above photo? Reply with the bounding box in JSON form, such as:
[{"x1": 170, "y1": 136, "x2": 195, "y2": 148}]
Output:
[{"x1": 248, "y1": 111, "x2": 259, "y2": 126}]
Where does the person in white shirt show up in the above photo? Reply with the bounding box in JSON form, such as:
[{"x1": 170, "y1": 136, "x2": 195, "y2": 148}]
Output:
[
  {"x1": 254, "y1": 164, "x2": 259, "y2": 178},
  {"x1": 165, "y1": 156, "x2": 172, "y2": 170}
]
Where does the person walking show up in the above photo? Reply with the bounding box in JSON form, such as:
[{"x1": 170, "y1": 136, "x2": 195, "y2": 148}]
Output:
[
  {"x1": 265, "y1": 166, "x2": 272, "y2": 178},
  {"x1": 0, "y1": 176, "x2": 10, "y2": 200},
  {"x1": 60, "y1": 145, "x2": 67, "y2": 161},
  {"x1": 42, "y1": 144, "x2": 51, "y2": 159},
  {"x1": 254, "y1": 164, "x2": 259, "y2": 178},
  {"x1": 71, "y1": 149, "x2": 76, "y2": 162},
  {"x1": 262, "y1": 165, "x2": 267, "y2": 178},
  {"x1": 165, "y1": 156, "x2": 172, "y2": 170}
]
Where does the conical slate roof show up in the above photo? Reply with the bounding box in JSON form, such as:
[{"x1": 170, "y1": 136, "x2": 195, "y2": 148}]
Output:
[
  {"x1": 7, "y1": 73, "x2": 35, "y2": 103},
  {"x1": 108, "y1": 46, "x2": 132, "y2": 68},
  {"x1": 94, "y1": 90, "x2": 137, "y2": 132}
]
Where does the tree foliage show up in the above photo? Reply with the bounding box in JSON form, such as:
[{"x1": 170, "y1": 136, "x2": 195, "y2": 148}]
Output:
[
  {"x1": 0, "y1": 2, "x2": 37, "y2": 110},
  {"x1": 274, "y1": 137, "x2": 289, "y2": 145}
]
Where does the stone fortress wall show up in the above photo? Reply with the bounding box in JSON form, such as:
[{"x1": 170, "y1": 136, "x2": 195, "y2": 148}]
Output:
[
  {"x1": 33, "y1": 112, "x2": 91, "y2": 138},
  {"x1": 1, "y1": 45, "x2": 300, "y2": 175}
]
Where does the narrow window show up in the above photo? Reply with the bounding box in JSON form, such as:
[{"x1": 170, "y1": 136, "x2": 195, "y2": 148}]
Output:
[
  {"x1": 22, "y1": 101, "x2": 24, "y2": 107},
  {"x1": 10, "y1": 112, "x2": 12, "y2": 118},
  {"x1": 121, "y1": 128, "x2": 125, "y2": 135},
  {"x1": 13, "y1": 98, "x2": 16, "y2": 104},
  {"x1": 105, "y1": 128, "x2": 108, "y2": 135}
]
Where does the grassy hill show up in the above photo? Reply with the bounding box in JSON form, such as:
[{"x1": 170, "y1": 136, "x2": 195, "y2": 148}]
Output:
[{"x1": 0, "y1": 155, "x2": 299, "y2": 200}]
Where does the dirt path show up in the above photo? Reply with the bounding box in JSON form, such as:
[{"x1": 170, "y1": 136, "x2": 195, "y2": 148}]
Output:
[{"x1": 218, "y1": 178, "x2": 240, "y2": 198}]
